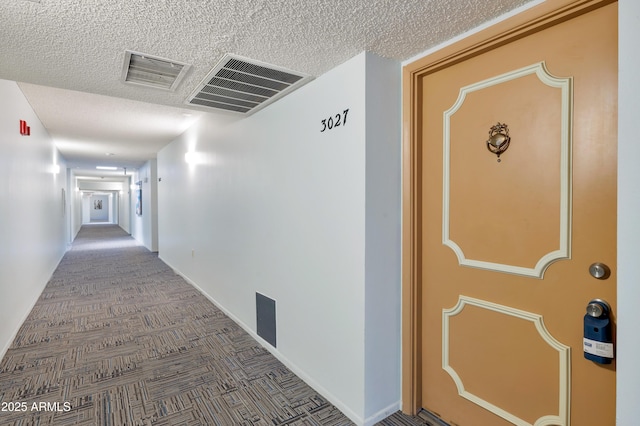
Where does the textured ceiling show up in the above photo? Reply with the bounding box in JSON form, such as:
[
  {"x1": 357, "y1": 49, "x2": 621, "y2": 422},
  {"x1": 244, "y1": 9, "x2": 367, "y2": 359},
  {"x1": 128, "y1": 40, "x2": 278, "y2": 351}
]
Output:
[{"x1": 0, "y1": 0, "x2": 534, "y2": 175}]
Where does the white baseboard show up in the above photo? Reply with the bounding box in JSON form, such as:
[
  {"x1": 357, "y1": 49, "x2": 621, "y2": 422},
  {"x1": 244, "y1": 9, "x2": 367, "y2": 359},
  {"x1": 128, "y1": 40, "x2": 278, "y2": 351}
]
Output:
[
  {"x1": 364, "y1": 401, "x2": 401, "y2": 426},
  {"x1": 160, "y1": 256, "x2": 368, "y2": 426}
]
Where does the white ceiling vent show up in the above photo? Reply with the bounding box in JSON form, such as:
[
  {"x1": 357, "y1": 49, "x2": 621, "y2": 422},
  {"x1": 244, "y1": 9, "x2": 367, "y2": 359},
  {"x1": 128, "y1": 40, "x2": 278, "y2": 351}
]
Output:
[
  {"x1": 122, "y1": 51, "x2": 190, "y2": 91},
  {"x1": 186, "y1": 54, "x2": 312, "y2": 115}
]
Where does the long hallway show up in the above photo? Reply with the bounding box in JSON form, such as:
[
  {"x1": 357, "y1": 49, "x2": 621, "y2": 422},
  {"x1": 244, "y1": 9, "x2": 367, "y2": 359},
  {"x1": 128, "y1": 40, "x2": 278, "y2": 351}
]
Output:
[{"x1": 0, "y1": 226, "x2": 425, "y2": 426}]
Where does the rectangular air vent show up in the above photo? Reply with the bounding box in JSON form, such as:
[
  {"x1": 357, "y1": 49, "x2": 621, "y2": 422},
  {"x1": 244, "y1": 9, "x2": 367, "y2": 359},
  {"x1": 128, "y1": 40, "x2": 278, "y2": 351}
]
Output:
[
  {"x1": 256, "y1": 293, "x2": 276, "y2": 347},
  {"x1": 122, "y1": 51, "x2": 190, "y2": 91},
  {"x1": 186, "y1": 54, "x2": 312, "y2": 115}
]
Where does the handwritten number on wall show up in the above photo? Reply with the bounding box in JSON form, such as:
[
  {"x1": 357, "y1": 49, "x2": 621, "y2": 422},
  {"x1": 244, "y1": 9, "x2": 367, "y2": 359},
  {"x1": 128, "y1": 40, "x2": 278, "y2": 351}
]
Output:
[{"x1": 321, "y1": 109, "x2": 349, "y2": 132}]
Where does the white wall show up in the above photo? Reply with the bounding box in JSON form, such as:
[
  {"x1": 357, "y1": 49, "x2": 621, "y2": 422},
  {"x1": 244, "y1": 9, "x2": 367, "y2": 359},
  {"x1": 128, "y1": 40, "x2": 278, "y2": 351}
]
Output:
[
  {"x1": 0, "y1": 79, "x2": 69, "y2": 359},
  {"x1": 69, "y1": 170, "x2": 83, "y2": 240},
  {"x1": 131, "y1": 160, "x2": 158, "y2": 251},
  {"x1": 617, "y1": 0, "x2": 640, "y2": 424},
  {"x1": 364, "y1": 53, "x2": 402, "y2": 420},
  {"x1": 81, "y1": 192, "x2": 91, "y2": 224},
  {"x1": 118, "y1": 181, "x2": 130, "y2": 234},
  {"x1": 157, "y1": 52, "x2": 401, "y2": 425},
  {"x1": 66, "y1": 170, "x2": 76, "y2": 244}
]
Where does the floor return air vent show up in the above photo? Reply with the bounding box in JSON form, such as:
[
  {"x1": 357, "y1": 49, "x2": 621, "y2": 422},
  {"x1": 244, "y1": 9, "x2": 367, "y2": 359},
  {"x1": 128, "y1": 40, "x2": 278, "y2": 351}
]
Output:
[
  {"x1": 256, "y1": 293, "x2": 276, "y2": 348},
  {"x1": 186, "y1": 54, "x2": 312, "y2": 115}
]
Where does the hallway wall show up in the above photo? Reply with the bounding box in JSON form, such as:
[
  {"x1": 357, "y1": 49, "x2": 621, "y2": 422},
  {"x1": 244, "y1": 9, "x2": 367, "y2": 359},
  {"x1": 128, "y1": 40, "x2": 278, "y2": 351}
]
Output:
[
  {"x1": 69, "y1": 171, "x2": 83, "y2": 239},
  {"x1": 131, "y1": 159, "x2": 158, "y2": 252},
  {"x1": 0, "y1": 79, "x2": 69, "y2": 359},
  {"x1": 617, "y1": 0, "x2": 640, "y2": 423},
  {"x1": 157, "y1": 52, "x2": 401, "y2": 426}
]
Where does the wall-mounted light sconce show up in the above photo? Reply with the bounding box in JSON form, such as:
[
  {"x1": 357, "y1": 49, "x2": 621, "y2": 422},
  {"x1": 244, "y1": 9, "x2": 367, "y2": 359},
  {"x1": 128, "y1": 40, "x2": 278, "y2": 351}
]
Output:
[
  {"x1": 486, "y1": 122, "x2": 511, "y2": 162},
  {"x1": 19, "y1": 120, "x2": 31, "y2": 136},
  {"x1": 185, "y1": 151, "x2": 210, "y2": 166},
  {"x1": 184, "y1": 151, "x2": 198, "y2": 164}
]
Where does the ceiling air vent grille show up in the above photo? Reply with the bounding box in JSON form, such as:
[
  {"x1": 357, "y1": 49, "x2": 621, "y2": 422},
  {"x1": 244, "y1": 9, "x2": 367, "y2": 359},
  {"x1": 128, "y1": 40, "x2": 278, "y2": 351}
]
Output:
[
  {"x1": 186, "y1": 54, "x2": 312, "y2": 115},
  {"x1": 122, "y1": 51, "x2": 190, "y2": 91}
]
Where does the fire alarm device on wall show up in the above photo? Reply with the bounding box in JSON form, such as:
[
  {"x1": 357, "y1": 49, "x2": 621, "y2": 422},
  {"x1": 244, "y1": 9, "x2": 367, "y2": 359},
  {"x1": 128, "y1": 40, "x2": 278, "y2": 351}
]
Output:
[{"x1": 19, "y1": 120, "x2": 30, "y2": 136}]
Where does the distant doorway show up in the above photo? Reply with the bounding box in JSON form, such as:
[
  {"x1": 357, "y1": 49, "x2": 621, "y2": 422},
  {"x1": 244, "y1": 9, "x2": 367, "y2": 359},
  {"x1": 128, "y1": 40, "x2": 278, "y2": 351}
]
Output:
[{"x1": 82, "y1": 192, "x2": 119, "y2": 225}]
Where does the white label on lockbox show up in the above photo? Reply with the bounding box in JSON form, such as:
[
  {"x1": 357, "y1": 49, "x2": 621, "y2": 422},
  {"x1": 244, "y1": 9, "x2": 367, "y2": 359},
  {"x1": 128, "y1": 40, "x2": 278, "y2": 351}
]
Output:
[{"x1": 583, "y1": 338, "x2": 614, "y2": 358}]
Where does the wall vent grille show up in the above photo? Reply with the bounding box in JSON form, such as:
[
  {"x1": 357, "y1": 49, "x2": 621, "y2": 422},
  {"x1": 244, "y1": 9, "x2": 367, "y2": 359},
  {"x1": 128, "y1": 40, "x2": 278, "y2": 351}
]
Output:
[
  {"x1": 122, "y1": 51, "x2": 191, "y2": 91},
  {"x1": 256, "y1": 293, "x2": 276, "y2": 348},
  {"x1": 186, "y1": 54, "x2": 312, "y2": 115}
]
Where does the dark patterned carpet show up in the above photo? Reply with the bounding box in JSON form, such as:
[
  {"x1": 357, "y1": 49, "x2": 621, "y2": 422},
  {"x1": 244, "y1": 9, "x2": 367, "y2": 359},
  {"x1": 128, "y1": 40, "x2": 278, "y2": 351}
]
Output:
[{"x1": 0, "y1": 225, "x2": 431, "y2": 426}]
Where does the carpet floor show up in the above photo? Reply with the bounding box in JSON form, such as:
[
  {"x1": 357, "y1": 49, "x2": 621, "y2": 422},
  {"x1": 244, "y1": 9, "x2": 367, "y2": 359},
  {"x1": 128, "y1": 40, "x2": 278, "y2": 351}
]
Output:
[{"x1": 0, "y1": 225, "x2": 432, "y2": 426}]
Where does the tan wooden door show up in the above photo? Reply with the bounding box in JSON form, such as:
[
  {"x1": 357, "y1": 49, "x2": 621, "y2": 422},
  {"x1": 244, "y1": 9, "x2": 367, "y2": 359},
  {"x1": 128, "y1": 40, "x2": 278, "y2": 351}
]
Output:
[{"x1": 415, "y1": 3, "x2": 617, "y2": 426}]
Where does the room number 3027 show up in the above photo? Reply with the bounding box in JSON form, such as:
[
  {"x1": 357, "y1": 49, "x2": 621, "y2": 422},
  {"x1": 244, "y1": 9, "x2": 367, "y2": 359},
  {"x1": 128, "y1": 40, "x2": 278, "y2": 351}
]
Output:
[{"x1": 320, "y1": 109, "x2": 349, "y2": 132}]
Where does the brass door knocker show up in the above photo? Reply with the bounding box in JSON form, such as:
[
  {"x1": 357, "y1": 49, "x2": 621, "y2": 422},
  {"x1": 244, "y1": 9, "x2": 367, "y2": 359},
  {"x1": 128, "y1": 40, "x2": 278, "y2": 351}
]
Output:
[{"x1": 486, "y1": 122, "x2": 511, "y2": 162}]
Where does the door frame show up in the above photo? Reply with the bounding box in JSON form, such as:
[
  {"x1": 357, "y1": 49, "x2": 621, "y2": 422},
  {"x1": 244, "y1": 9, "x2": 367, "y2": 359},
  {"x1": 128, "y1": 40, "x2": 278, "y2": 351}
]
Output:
[{"x1": 401, "y1": 0, "x2": 617, "y2": 414}]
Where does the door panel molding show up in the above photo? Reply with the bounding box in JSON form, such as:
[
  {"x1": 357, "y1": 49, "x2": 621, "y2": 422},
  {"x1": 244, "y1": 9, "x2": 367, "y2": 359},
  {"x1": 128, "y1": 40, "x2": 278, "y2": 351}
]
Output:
[
  {"x1": 442, "y1": 62, "x2": 573, "y2": 278},
  {"x1": 401, "y1": 0, "x2": 616, "y2": 414},
  {"x1": 442, "y1": 296, "x2": 571, "y2": 426}
]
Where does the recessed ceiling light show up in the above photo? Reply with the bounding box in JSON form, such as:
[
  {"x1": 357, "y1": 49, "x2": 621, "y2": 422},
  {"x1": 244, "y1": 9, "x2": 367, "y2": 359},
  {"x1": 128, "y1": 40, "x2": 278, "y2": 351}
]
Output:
[
  {"x1": 105, "y1": 152, "x2": 115, "y2": 156},
  {"x1": 96, "y1": 166, "x2": 117, "y2": 170}
]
